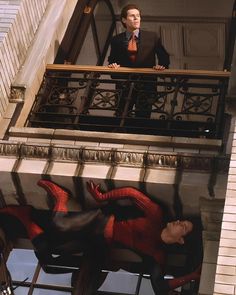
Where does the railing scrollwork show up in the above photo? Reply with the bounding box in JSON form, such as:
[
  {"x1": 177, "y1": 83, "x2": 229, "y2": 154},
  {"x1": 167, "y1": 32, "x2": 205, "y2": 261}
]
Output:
[{"x1": 27, "y1": 65, "x2": 230, "y2": 139}]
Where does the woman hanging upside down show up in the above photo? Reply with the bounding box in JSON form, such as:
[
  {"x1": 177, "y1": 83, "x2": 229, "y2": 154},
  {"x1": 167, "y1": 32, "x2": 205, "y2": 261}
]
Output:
[{"x1": 0, "y1": 179, "x2": 201, "y2": 294}]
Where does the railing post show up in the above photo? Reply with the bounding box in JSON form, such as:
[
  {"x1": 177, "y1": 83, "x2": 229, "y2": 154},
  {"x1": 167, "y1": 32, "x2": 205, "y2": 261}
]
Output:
[
  {"x1": 215, "y1": 77, "x2": 229, "y2": 138},
  {"x1": 169, "y1": 77, "x2": 182, "y2": 120},
  {"x1": 119, "y1": 81, "x2": 135, "y2": 128}
]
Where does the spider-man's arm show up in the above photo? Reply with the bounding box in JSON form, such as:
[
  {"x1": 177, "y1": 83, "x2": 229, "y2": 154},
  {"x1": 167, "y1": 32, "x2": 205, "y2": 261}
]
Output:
[
  {"x1": 150, "y1": 263, "x2": 201, "y2": 294},
  {"x1": 87, "y1": 181, "x2": 159, "y2": 217},
  {"x1": 0, "y1": 206, "x2": 43, "y2": 240}
]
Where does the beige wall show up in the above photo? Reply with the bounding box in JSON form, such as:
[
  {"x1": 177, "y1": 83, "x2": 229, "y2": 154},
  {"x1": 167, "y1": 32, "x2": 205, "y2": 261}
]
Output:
[
  {"x1": 213, "y1": 118, "x2": 236, "y2": 295},
  {"x1": 0, "y1": 0, "x2": 49, "y2": 119},
  {"x1": 112, "y1": 0, "x2": 234, "y2": 17},
  {"x1": 213, "y1": 38, "x2": 236, "y2": 295},
  {"x1": 0, "y1": 0, "x2": 78, "y2": 138}
]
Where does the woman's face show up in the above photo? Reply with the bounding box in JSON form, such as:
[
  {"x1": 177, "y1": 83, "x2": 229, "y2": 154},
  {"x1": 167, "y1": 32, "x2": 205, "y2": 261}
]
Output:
[{"x1": 166, "y1": 220, "x2": 193, "y2": 244}]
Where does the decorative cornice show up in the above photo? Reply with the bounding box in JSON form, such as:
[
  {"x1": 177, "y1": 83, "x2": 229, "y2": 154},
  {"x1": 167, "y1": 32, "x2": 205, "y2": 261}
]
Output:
[
  {"x1": 0, "y1": 142, "x2": 20, "y2": 157},
  {"x1": 114, "y1": 150, "x2": 144, "y2": 166},
  {"x1": 82, "y1": 148, "x2": 113, "y2": 164},
  {"x1": 0, "y1": 141, "x2": 230, "y2": 172},
  {"x1": 20, "y1": 144, "x2": 51, "y2": 159},
  {"x1": 51, "y1": 146, "x2": 81, "y2": 162},
  {"x1": 10, "y1": 85, "x2": 26, "y2": 103}
]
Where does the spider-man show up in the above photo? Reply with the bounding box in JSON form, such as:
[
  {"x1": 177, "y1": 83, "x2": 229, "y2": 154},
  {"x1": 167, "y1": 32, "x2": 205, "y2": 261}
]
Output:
[{"x1": 0, "y1": 179, "x2": 201, "y2": 294}]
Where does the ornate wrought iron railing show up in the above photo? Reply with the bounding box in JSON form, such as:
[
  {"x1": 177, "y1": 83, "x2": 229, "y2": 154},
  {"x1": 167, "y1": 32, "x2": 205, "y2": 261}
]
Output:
[{"x1": 27, "y1": 65, "x2": 230, "y2": 138}]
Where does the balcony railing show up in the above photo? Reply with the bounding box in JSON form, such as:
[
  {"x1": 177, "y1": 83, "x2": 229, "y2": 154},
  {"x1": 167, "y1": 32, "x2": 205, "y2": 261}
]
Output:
[{"x1": 27, "y1": 65, "x2": 230, "y2": 139}]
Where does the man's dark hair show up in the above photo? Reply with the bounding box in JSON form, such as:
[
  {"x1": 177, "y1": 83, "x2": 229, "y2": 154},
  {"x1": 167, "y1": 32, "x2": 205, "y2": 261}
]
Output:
[{"x1": 120, "y1": 4, "x2": 141, "y2": 28}]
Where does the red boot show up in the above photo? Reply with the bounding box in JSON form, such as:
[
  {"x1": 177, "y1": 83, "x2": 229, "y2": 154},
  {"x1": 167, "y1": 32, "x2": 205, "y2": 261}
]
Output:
[
  {"x1": 37, "y1": 179, "x2": 69, "y2": 213},
  {"x1": 0, "y1": 205, "x2": 43, "y2": 239}
]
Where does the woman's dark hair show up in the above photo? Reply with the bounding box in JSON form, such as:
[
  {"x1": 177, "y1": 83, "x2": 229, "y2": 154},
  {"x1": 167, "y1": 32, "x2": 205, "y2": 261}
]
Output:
[{"x1": 120, "y1": 4, "x2": 141, "y2": 27}]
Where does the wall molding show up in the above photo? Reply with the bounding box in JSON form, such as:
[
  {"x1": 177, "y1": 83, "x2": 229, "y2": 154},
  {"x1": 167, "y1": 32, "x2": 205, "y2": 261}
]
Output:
[{"x1": 0, "y1": 140, "x2": 229, "y2": 172}]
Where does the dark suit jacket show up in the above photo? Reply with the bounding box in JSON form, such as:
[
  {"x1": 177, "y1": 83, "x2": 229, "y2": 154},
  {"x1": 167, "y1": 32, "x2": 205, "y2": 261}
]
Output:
[{"x1": 108, "y1": 30, "x2": 170, "y2": 68}]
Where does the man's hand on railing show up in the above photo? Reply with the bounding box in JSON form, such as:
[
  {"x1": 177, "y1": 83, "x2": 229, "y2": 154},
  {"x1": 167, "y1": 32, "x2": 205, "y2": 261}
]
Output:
[
  {"x1": 108, "y1": 63, "x2": 120, "y2": 69},
  {"x1": 153, "y1": 64, "x2": 166, "y2": 70}
]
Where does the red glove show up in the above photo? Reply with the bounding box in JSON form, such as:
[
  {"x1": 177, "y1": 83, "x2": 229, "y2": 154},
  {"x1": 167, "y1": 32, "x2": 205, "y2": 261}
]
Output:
[
  {"x1": 86, "y1": 181, "x2": 161, "y2": 217},
  {"x1": 86, "y1": 181, "x2": 103, "y2": 201}
]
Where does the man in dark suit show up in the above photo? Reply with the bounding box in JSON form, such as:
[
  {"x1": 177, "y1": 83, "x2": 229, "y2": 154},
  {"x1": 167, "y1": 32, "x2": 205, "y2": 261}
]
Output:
[{"x1": 108, "y1": 4, "x2": 170, "y2": 118}]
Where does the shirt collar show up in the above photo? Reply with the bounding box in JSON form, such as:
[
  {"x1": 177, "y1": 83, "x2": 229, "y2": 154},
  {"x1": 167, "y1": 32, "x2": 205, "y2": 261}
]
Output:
[{"x1": 126, "y1": 29, "x2": 140, "y2": 40}]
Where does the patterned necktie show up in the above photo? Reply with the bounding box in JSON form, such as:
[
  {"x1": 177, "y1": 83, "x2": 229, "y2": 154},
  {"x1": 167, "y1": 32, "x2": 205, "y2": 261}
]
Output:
[{"x1": 127, "y1": 33, "x2": 137, "y2": 63}]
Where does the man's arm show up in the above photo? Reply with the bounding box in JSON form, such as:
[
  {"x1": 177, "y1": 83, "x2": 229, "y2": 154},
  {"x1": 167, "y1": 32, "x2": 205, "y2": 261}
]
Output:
[
  {"x1": 155, "y1": 35, "x2": 170, "y2": 69},
  {"x1": 108, "y1": 38, "x2": 121, "y2": 68}
]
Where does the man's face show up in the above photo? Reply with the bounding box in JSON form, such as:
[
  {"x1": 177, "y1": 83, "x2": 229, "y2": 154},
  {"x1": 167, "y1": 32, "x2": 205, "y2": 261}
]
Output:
[
  {"x1": 122, "y1": 8, "x2": 141, "y2": 32},
  {"x1": 166, "y1": 220, "x2": 193, "y2": 244}
]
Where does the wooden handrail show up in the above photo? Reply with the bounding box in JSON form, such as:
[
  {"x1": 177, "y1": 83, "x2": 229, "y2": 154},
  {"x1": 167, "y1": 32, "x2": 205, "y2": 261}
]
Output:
[{"x1": 46, "y1": 64, "x2": 231, "y2": 78}]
